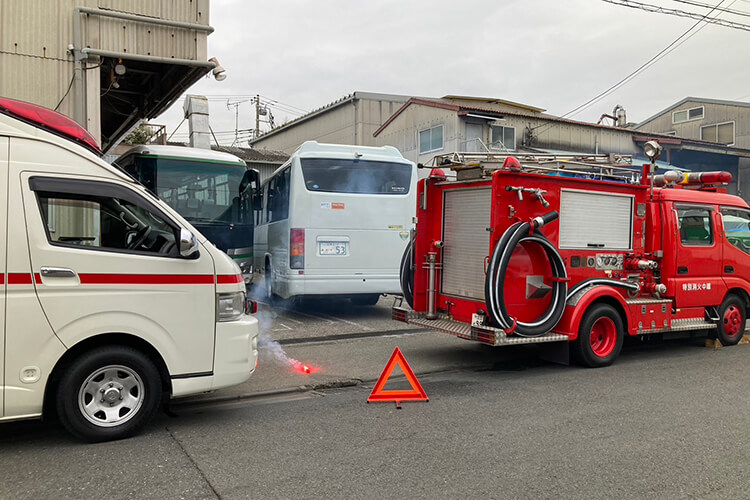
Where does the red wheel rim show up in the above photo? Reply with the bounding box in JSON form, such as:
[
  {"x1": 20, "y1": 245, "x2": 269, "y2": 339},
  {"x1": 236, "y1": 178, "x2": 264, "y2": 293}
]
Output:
[
  {"x1": 590, "y1": 317, "x2": 617, "y2": 358},
  {"x1": 723, "y1": 305, "x2": 743, "y2": 337}
]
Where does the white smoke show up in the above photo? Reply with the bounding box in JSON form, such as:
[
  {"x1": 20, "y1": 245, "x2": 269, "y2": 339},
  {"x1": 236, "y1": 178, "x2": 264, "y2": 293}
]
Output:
[{"x1": 254, "y1": 307, "x2": 306, "y2": 372}]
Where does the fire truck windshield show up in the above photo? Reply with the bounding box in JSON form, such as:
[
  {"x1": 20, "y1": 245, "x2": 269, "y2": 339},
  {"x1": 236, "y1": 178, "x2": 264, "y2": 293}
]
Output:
[{"x1": 300, "y1": 158, "x2": 412, "y2": 195}]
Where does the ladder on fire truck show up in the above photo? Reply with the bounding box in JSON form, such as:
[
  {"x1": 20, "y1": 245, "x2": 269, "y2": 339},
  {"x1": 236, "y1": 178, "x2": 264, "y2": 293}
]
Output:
[{"x1": 427, "y1": 151, "x2": 645, "y2": 184}]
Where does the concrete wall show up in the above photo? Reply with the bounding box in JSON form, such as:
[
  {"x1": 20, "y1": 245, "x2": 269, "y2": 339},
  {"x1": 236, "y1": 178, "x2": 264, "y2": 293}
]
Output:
[{"x1": 636, "y1": 100, "x2": 750, "y2": 149}]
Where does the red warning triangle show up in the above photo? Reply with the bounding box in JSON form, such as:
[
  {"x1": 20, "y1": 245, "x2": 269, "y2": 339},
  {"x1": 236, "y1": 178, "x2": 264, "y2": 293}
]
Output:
[{"x1": 367, "y1": 347, "x2": 428, "y2": 405}]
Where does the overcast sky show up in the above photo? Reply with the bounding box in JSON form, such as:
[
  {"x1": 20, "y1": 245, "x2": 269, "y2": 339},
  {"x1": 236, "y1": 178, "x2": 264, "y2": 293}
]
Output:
[{"x1": 159, "y1": 0, "x2": 750, "y2": 146}]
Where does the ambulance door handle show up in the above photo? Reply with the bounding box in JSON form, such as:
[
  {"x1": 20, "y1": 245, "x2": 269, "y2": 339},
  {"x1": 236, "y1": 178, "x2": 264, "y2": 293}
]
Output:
[
  {"x1": 725, "y1": 265, "x2": 735, "y2": 274},
  {"x1": 40, "y1": 267, "x2": 77, "y2": 278},
  {"x1": 677, "y1": 266, "x2": 689, "y2": 274}
]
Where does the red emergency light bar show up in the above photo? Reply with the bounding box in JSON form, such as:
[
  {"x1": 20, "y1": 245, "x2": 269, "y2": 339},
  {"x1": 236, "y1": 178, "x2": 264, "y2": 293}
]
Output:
[
  {"x1": 0, "y1": 97, "x2": 101, "y2": 154},
  {"x1": 651, "y1": 170, "x2": 732, "y2": 187}
]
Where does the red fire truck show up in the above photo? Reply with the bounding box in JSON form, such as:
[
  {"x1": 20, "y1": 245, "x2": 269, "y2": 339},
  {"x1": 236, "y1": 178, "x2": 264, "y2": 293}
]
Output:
[{"x1": 393, "y1": 141, "x2": 750, "y2": 367}]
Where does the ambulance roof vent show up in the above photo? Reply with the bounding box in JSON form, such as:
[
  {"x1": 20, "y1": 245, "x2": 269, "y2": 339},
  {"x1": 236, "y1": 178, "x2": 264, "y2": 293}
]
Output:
[{"x1": 0, "y1": 97, "x2": 101, "y2": 155}]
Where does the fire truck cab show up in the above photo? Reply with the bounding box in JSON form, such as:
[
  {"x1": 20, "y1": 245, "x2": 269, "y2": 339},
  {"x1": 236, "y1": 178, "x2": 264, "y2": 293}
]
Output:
[{"x1": 394, "y1": 144, "x2": 750, "y2": 367}]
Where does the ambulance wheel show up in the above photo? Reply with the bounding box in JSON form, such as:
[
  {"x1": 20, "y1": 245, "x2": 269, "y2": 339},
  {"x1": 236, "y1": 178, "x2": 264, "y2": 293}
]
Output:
[
  {"x1": 573, "y1": 303, "x2": 624, "y2": 368},
  {"x1": 717, "y1": 294, "x2": 746, "y2": 346},
  {"x1": 56, "y1": 346, "x2": 161, "y2": 442}
]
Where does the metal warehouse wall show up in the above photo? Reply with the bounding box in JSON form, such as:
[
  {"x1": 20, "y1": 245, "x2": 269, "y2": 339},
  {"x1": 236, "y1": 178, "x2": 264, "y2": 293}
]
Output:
[
  {"x1": 252, "y1": 105, "x2": 356, "y2": 154},
  {"x1": 0, "y1": 0, "x2": 210, "y2": 139},
  {"x1": 373, "y1": 105, "x2": 460, "y2": 165},
  {"x1": 251, "y1": 93, "x2": 410, "y2": 155},
  {"x1": 636, "y1": 100, "x2": 750, "y2": 150}
]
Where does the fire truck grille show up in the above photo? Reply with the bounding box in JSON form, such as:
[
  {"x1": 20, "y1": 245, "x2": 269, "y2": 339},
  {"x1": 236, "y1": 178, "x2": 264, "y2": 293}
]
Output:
[{"x1": 441, "y1": 187, "x2": 492, "y2": 300}]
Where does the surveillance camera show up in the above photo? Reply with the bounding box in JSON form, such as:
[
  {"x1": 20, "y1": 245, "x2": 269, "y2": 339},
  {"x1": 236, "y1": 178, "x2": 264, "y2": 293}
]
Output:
[{"x1": 208, "y1": 57, "x2": 227, "y2": 81}]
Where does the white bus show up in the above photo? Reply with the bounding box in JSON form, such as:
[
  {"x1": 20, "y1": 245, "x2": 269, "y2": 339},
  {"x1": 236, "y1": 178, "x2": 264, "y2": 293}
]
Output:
[{"x1": 254, "y1": 141, "x2": 416, "y2": 305}]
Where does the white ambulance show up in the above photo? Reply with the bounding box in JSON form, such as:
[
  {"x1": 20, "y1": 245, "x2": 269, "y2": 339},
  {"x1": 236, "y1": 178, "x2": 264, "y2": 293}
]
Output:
[{"x1": 0, "y1": 98, "x2": 259, "y2": 442}]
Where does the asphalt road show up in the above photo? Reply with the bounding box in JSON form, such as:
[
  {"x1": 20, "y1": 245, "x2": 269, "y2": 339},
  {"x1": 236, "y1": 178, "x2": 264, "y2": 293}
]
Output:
[
  {"x1": 2, "y1": 323, "x2": 750, "y2": 499},
  {"x1": 248, "y1": 291, "x2": 415, "y2": 343}
]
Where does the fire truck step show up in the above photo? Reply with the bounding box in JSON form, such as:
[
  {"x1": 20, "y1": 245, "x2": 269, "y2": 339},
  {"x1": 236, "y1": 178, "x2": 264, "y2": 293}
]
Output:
[
  {"x1": 393, "y1": 307, "x2": 569, "y2": 346},
  {"x1": 637, "y1": 317, "x2": 717, "y2": 335}
]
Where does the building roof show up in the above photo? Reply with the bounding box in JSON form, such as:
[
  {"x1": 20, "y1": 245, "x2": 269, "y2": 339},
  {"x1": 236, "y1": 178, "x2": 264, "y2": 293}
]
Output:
[
  {"x1": 441, "y1": 95, "x2": 546, "y2": 113},
  {"x1": 211, "y1": 145, "x2": 288, "y2": 165},
  {"x1": 248, "y1": 91, "x2": 411, "y2": 144},
  {"x1": 373, "y1": 98, "x2": 632, "y2": 137},
  {"x1": 163, "y1": 142, "x2": 288, "y2": 164},
  {"x1": 635, "y1": 97, "x2": 750, "y2": 129}
]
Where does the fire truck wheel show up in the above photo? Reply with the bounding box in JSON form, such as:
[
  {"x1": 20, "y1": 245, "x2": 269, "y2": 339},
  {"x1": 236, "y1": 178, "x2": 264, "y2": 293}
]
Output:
[
  {"x1": 574, "y1": 303, "x2": 624, "y2": 368},
  {"x1": 717, "y1": 294, "x2": 746, "y2": 346},
  {"x1": 56, "y1": 346, "x2": 162, "y2": 442}
]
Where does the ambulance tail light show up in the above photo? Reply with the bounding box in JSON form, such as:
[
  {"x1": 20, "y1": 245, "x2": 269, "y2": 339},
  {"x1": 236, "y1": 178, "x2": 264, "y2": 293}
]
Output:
[
  {"x1": 290, "y1": 228, "x2": 305, "y2": 269},
  {"x1": 0, "y1": 97, "x2": 101, "y2": 154}
]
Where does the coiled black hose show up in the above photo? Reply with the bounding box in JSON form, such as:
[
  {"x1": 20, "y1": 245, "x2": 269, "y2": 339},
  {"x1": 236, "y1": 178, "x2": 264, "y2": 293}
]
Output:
[
  {"x1": 485, "y1": 212, "x2": 568, "y2": 337},
  {"x1": 399, "y1": 236, "x2": 415, "y2": 308}
]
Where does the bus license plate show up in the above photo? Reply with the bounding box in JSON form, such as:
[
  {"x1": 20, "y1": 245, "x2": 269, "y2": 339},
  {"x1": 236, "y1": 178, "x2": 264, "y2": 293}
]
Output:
[{"x1": 319, "y1": 242, "x2": 348, "y2": 256}]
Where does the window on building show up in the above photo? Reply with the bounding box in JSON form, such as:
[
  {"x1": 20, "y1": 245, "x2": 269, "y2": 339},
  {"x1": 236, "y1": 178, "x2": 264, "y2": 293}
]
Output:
[
  {"x1": 419, "y1": 125, "x2": 444, "y2": 154},
  {"x1": 701, "y1": 122, "x2": 735, "y2": 145},
  {"x1": 672, "y1": 106, "x2": 704, "y2": 124},
  {"x1": 490, "y1": 125, "x2": 516, "y2": 151}
]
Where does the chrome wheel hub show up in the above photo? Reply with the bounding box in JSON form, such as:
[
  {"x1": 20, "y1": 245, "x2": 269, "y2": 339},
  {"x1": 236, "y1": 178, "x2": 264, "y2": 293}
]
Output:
[{"x1": 78, "y1": 365, "x2": 145, "y2": 428}]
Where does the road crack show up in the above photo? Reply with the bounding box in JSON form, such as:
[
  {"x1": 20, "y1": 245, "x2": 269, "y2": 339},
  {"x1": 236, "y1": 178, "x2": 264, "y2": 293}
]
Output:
[{"x1": 166, "y1": 426, "x2": 222, "y2": 499}]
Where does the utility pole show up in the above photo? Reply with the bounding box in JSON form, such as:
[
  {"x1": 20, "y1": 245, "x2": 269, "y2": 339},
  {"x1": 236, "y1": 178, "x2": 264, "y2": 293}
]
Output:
[{"x1": 254, "y1": 94, "x2": 261, "y2": 139}]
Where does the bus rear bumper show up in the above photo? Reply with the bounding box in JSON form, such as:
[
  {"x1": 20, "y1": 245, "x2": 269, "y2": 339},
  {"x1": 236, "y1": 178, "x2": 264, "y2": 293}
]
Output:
[{"x1": 280, "y1": 273, "x2": 401, "y2": 298}]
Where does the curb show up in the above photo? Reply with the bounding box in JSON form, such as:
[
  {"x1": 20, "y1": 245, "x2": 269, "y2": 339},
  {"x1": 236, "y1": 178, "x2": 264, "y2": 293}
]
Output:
[{"x1": 169, "y1": 367, "x2": 468, "y2": 409}]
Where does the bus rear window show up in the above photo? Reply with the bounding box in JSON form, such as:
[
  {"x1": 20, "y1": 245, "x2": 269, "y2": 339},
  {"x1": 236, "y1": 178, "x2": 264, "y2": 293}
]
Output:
[{"x1": 300, "y1": 158, "x2": 411, "y2": 195}]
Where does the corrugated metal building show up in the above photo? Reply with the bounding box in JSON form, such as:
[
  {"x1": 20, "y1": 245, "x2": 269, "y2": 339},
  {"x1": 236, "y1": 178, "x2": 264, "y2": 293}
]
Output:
[
  {"x1": 0, "y1": 0, "x2": 215, "y2": 152},
  {"x1": 371, "y1": 97, "x2": 750, "y2": 198},
  {"x1": 634, "y1": 97, "x2": 750, "y2": 149},
  {"x1": 248, "y1": 92, "x2": 411, "y2": 154}
]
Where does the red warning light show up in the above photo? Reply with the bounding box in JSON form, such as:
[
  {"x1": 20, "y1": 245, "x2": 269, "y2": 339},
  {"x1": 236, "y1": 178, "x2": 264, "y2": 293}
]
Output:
[{"x1": 289, "y1": 358, "x2": 316, "y2": 374}]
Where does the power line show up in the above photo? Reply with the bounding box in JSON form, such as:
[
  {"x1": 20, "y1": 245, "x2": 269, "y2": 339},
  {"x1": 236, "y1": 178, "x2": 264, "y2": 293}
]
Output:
[
  {"x1": 258, "y1": 95, "x2": 309, "y2": 114},
  {"x1": 670, "y1": 0, "x2": 750, "y2": 17},
  {"x1": 538, "y1": 0, "x2": 730, "y2": 128},
  {"x1": 601, "y1": 0, "x2": 750, "y2": 31}
]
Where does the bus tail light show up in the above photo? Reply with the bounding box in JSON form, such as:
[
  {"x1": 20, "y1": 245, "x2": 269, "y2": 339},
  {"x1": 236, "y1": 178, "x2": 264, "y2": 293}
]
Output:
[{"x1": 290, "y1": 228, "x2": 305, "y2": 269}]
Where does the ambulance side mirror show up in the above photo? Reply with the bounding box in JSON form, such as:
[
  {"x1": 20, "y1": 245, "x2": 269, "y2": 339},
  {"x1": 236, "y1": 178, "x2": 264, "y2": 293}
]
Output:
[{"x1": 179, "y1": 228, "x2": 199, "y2": 258}]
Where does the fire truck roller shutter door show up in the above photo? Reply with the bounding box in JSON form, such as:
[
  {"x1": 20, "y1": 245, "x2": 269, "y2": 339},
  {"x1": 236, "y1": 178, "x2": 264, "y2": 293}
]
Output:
[{"x1": 485, "y1": 213, "x2": 568, "y2": 337}]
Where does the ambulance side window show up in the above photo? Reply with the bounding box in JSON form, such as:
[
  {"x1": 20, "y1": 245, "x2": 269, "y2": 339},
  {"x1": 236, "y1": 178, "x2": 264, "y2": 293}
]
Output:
[
  {"x1": 31, "y1": 178, "x2": 179, "y2": 257},
  {"x1": 721, "y1": 207, "x2": 750, "y2": 255},
  {"x1": 677, "y1": 207, "x2": 713, "y2": 246}
]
